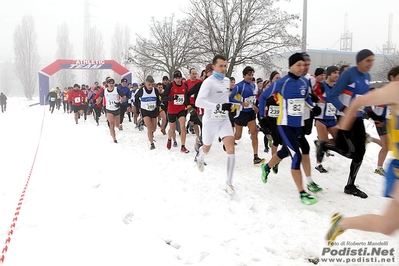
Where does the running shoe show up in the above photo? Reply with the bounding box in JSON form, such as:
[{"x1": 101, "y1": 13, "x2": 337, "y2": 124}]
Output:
[
  {"x1": 344, "y1": 185, "x2": 368, "y2": 198},
  {"x1": 315, "y1": 164, "x2": 328, "y2": 173},
  {"x1": 374, "y1": 167, "x2": 385, "y2": 176},
  {"x1": 114, "y1": 139, "x2": 118, "y2": 143},
  {"x1": 181, "y1": 146, "x2": 189, "y2": 153},
  {"x1": 253, "y1": 156, "x2": 265, "y2": 165},
  {"x1": 167, "y1": 139, "x2": 172, "y2": 150},
  {"x1": 150, "y1": 143, "x2": 155, "y2": 150},
  {"x1": 300, "y1": 192, "x2": 318, "y2": 205},
  {"x1": 173, "y1": 141, "x2": 178, "y2": 147},
  {"x1": 225, "y1": 184, "x2": 236, "y2": 197},
  {"x1": 307, "y1": 182, "x2": 323, "y2": 193},
  {"x1": 326, "y1": 213, "x2": 345, "y2": 246},
  {"x1": 264, "y1": 146, "x2": 269, "y2": 153},
  {"x1": 195, "y1": 152, "x2": 205, "y2": 172},
  {"x1": 261, "y1": 163, "x2": 270, "y2": 183}
]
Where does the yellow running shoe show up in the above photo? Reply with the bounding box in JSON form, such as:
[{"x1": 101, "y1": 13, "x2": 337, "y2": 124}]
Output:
[{"x1": 326, "y1": 213, "x2": 345, "y2": 246}]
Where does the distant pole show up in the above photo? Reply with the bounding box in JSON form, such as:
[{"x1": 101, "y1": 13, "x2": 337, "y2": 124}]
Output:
[{"x1": 301, "y1": 0, "x2": 307, "y2": 52}]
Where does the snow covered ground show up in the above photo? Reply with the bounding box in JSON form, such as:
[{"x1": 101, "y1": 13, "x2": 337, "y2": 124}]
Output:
[{"x1": 0, "y1": 97, "x2": 398, "y2": 266}]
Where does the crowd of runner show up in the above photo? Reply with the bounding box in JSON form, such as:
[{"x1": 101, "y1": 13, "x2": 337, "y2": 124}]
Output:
[{"x1": 45, "y1": 50, "x2": 399, "y2": 244}]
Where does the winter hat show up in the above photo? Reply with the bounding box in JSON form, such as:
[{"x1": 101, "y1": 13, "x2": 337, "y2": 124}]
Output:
[
  {"x1": 326, "y1": 66, "x2": 339, "y2": 76},
  {"x1": 356, "y1": 49, "x2": 374, "y2": 63},
  {"x1": 314, "y1": 68, "x2": 325, "y2": 77},
  {"x1": 289, "y1": 53, "x2": 305, "y2": 67}
]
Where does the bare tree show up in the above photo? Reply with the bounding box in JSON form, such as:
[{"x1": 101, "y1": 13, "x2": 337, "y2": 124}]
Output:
[
  {"x1": 56, "y1": 22, "x2": 76, "y2": 87},
  {"x1": 111, "y1": 24, "x2": 131, "y2": 66},
  {"x1": 85, "y1": 26, "x2": 105, "y2": 84},
  {"x1": 126, "y1": 15, "x2": 200, "y2": 79},
  {"x1": 13, "y1": 15, "x2": 40, "y2": 99},
  {"x1": 185, "y1": 0, "x2": 301, "y2": 76},
  {"x1": 134, "y1": 65, "x2": 155, "y2": 84},
  {"x1": 377, "y1": 51, "x2": 399, "y2": 81}
]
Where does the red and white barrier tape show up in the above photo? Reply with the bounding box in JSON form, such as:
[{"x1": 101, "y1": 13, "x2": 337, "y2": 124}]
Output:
[{"x1": 0, "y1": 100, "x2": 45, "y2": 265}]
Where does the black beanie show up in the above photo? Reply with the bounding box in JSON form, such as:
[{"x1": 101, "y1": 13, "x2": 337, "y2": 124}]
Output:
[
  {"x1": 326, "y1": 66, "x2": 339, "y2": 76},
  {"x1": 289, "y1": 53, "x2": 304, "y2": 67},
  {"x1": 356, "y1": 49, "x2": 374, "y2": 63},
  {"x1": 314, "y1": 68, "x2": 325, "y2": 76}
]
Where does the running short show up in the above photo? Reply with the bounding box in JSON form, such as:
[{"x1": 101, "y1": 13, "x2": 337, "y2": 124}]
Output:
[
  {"x1": 202, "y1": 119, "x2": 234, "y2": 146},
  {"x1": 72, "y1": 105, "x2": 84, "y2": 113},
  {"x1": 315, "y1": 119, "x2": 337, "y2": 128},
  {"x1": 142, "y1": 109, "x2": 159, "y2": 119},
  {"x1": 234, "y1": 110, "x2": 256, "y2": 126},
  {"x1": 168, "y1": 110, "x2": 187, "y2": 123},
  {"x1": 376, "y1": 123, "x2": 387, "y2": 136},
  {"x1": 105, "y1": 109, "x2": 120, "y2": 116},
  {"x1": 384, "y1": 159, "x2": 399, "y2": 197}
]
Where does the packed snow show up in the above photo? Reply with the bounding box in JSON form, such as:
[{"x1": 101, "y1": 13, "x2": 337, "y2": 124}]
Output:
[{"x1": 0, "y1": 97, "x2": 397, "y2": 266}]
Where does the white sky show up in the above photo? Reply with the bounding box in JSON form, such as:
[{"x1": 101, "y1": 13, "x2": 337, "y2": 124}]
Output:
[
  {"x1": 1, "y1": 0, "x2": 399, "y2": 63},
  {"x1": 0, "y1": 98, "x2": 398, "y2": 265}
]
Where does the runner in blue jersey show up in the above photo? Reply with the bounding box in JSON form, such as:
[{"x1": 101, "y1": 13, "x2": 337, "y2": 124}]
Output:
[
  {"x1": 229, "y1": 66, "x2": 264, "y2": 165},
  {"x1": 313, "y1": 66, "x2": 340, "y2": 173},
  {"x1": 317, "y1": 49, "x2": 375, "y2": 199},
  {"x1": 258, "y1": 53, "x2": 322, "y2": 205}
]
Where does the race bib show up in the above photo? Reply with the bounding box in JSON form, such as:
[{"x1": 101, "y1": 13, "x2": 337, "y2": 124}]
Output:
[
  {"x1": 268, "y1": 105, "x2": 280, "y2": 118},
  {"x1": 74, "y1": 97, "x2": 81, "y2": 103},
  {"x1": 244, "y1": 96, "x2": 256, "y2": 108},
  {"x1": 50, "y1": 97, "x2": 56, "y2": 101},
  {"x1": 63, "y1": 96, "x2": 68, "y2": 101},
  {"x1": 174, "y1": 94, "x2": 184, "y2": 105},
  {"x1": 325, "y1": 103, "x2": 336, "y2": 116},
  {"x1": 211, "y1": 105, "x2": 228, "y2": 119},
  {"x1": 287, "y1": 98, "x2": 304, "y2": 116},
  {"x1": 146, "y1": 102, "x2": 156, "y2": 111}
]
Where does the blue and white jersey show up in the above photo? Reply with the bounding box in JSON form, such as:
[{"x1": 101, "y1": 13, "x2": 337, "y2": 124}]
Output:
[
  {"x1": 229, "y1": 80, "x2": 256, "y2": 114},
  {"x1": 314, "y1": 81, "x2": 337, "y2": 120},
  {"x1": 140, "y1": 88, "x2": 158, "y2": 111},
  {"x1": 258, "y1": 73, "x2": 314, "y2": 127},
  {"x1": 328, "y1": 66, "x2": 371, "y2": 117}
]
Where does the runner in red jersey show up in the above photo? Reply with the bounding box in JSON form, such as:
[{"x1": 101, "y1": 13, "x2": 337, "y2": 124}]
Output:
[
  {"x1": 162, "y1": 70, "x2": 189, "y2": 153},
  {"x1": 68, "y1": 84, "x2": 87, "y2": 124}
]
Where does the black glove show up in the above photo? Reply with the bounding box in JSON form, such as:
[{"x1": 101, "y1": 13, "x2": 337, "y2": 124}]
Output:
[
  {"x1": 312, "y1": 105, "x2": 322, "y2": 116},
  {"x1": 310, "y1": 93, "x2": 319, "y2": 103},
  {"x1": 367, "y1": 110, "x2": 384, "y2": 122},
  {"x1": 173, "y1": 94, "x2": 179, "y2": 100},
  {"x1": 221, "y1": 103, "x2": 232, "y2": 111},
  {"x1": 114, "y1": 102, "x2": 121, "y2": 108},
  {"x1": 188, "y1": 106, "x2": 197, "y2": 116}
]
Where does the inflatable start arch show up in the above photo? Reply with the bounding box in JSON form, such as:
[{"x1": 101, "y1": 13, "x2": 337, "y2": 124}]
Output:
[{"x1": 38, "y1": 59, "x2": 132, "y2": 105}]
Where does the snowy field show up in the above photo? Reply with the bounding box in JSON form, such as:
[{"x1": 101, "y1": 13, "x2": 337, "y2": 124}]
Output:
[{"x1": 0, "y1": 97, "x2": 398, "y2": 266}]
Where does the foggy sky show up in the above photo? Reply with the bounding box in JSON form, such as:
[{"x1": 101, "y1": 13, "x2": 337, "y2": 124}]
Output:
[{"x1": 1, "y1": 0, "x2": 399, "y2": 65}]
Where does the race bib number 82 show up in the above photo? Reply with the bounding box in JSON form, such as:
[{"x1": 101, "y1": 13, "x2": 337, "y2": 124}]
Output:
[{"x1": 287, "y1": 98, "x2": 304, "y2": 116}]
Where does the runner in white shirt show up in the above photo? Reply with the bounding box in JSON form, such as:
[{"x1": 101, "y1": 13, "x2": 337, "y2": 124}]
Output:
[{"x1": 195, "y1": 54, "x2": 237, "y2": 196}]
